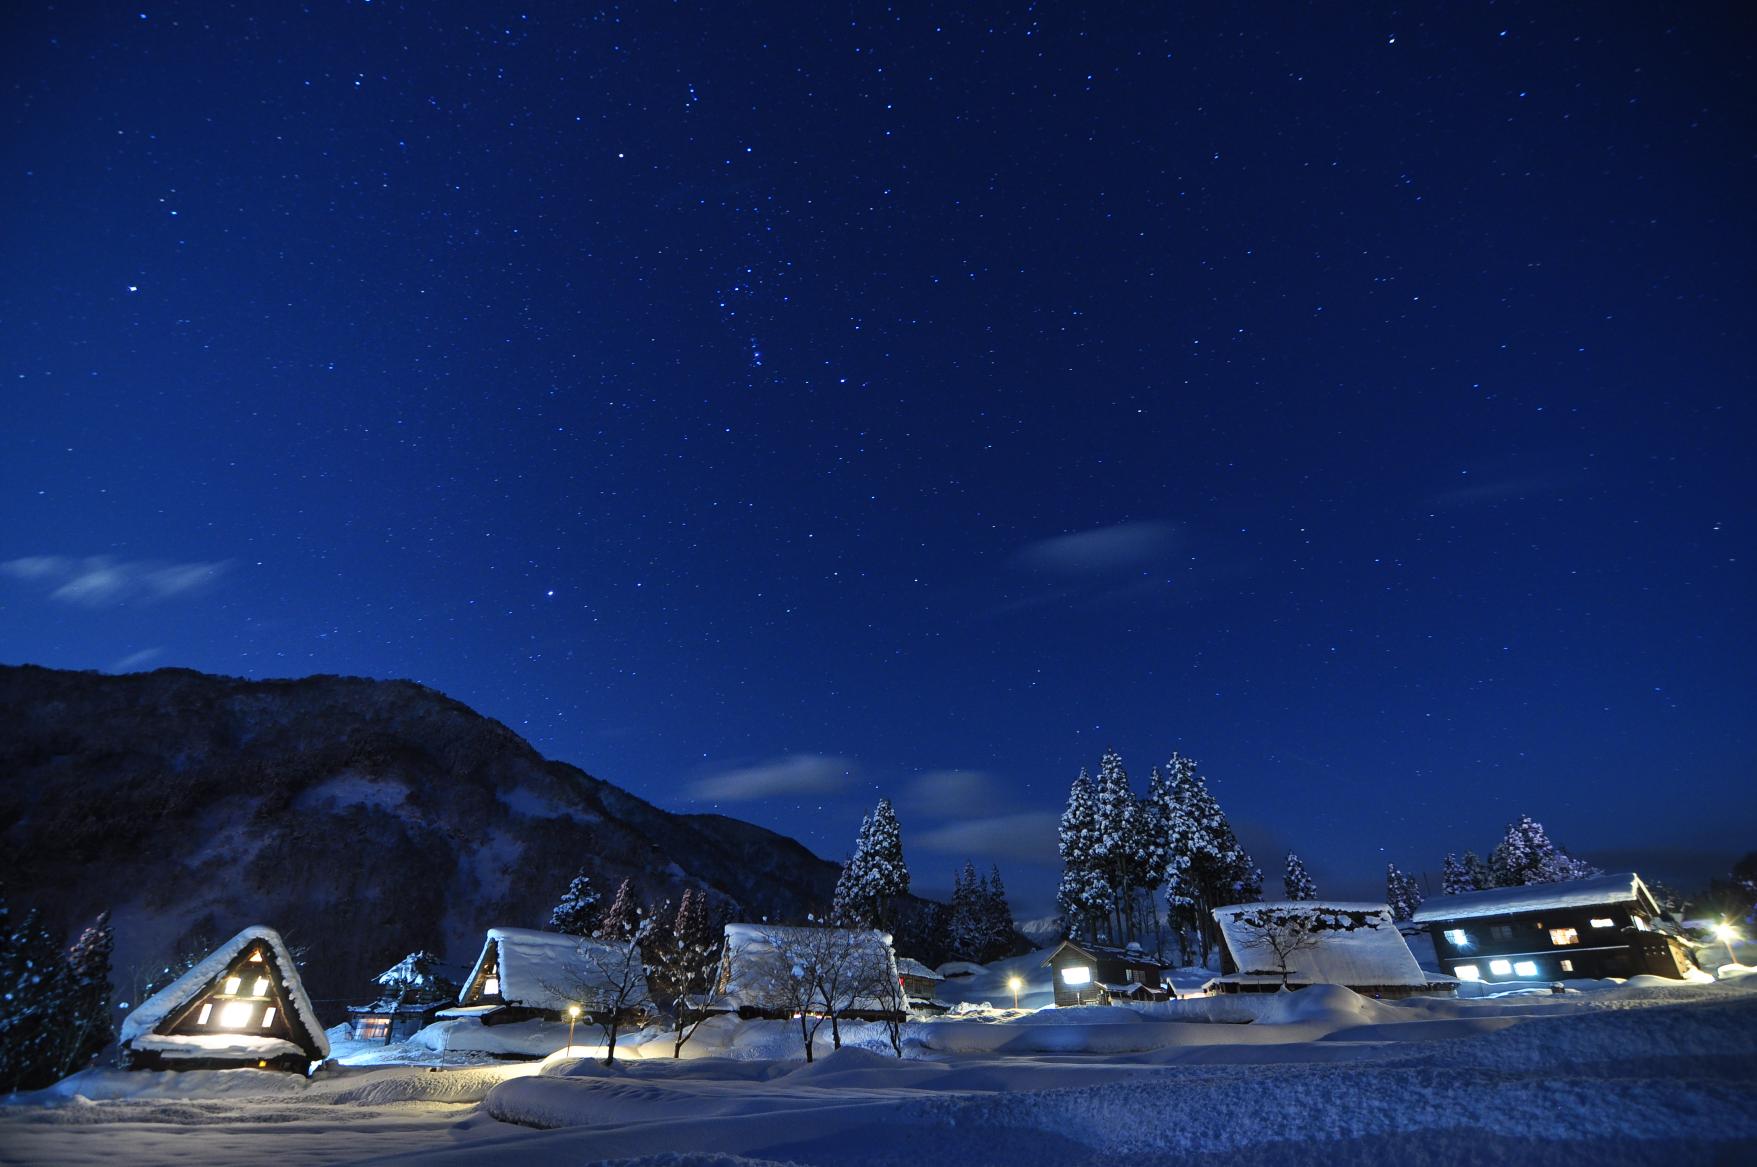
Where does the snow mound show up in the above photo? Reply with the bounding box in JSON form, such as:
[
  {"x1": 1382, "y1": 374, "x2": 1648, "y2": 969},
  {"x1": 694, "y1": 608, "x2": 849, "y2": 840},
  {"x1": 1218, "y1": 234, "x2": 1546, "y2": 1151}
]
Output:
[{"x1": 1254, "y1": 984, "x2": 1370, "y2": 1026}]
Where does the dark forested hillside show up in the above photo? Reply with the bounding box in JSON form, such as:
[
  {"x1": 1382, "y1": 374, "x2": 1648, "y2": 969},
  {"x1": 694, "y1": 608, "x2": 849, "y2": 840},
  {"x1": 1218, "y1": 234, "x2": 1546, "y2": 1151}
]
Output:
[{"x1": 0, "y1": 664, "x2": 845, "y2": 1019}]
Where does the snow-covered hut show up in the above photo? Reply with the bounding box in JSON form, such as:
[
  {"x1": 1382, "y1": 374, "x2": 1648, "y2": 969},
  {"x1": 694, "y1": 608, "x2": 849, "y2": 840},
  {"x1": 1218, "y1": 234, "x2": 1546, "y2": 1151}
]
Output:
[
  {"x1": 1208, "y1": 901, "x2": 1456, "y2": 999},
  {"x1": 1412, "y1": 872, "x2": 1693, "y2": 983},
  {"x1": 704, "y1": 923, "x2": 904, "y2": 1021},
  {"x1": 446, "y1": 927, "x2": 649, "y2": 1026},
  {"x1": 119, "y1": 925, "x2": 328, "y2": 1073},
  {"x1": 1042, "y1": 940, "x2": 1170, "y2": 1006},
  {"x1": 895, "y1": 957, "x2": 947, "y2": 1012},
  {"x1": 347, "y1": 950, "x2": 462, "y2": 1043}
]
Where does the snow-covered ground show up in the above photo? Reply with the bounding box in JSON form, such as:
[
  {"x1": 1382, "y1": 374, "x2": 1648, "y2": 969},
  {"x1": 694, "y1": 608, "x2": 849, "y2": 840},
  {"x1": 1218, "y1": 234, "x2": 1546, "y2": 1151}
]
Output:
[{"x1": 6, "y1": 966, "x2": 1756, "y2": 1166}]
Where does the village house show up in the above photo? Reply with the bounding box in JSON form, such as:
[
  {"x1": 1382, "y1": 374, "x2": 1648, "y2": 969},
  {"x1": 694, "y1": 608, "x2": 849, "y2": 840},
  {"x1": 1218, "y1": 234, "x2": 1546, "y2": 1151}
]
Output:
[
  {"x1": 1041, "y1": 939, "x2": 1170, "y2": 1006},
  {"x1": 443, "y1": 927, "x2": 649, "y2": 1026},
  {"x1": 1412, "y1": 872, "x2": 1695, "y2": 983},
  {"x1": 118, "y1": 924, "x2": 328, "y2": 1073},
  {"x1": 895, "y1": 957, "x2": 948, "y2": 1013},
  {"x1": 1208, "y1": 901, "x2": 1457, "y2": 999},
  {"x1": 346, "y1": 950, "x2": 461, "y2": 1044},
  {"x1": 704, "y1": 923, "x2": 905, "y2": 1021}
]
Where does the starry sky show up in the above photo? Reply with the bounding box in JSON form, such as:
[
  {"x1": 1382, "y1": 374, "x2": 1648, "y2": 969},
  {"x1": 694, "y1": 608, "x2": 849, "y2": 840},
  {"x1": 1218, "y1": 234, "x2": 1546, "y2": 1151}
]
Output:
[{"x1": 4, "y1": 3, "x2": 1753, "y2": 914}]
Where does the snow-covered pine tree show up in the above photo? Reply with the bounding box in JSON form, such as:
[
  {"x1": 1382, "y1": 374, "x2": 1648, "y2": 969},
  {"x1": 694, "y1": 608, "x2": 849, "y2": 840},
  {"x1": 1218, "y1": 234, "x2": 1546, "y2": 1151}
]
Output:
[
  {"x1": 852, "y1": 799, "x2": 910, "y2": 927},
  {"x1": 595, "y1": 878, "x2": 642, "y2": 942},
  {"x1": 1157, "y1": 753, "x2": 1258, "y2": 961},
  {"x1": 0, "y1": 904, "x2": 63, "y2": 1092},
  {"x1": 982, "y1": 864, "x2": 1015, "y2": 961},
  {"x1": 549, "y1": 869, "x2": 602, "y2": 936},
  {"x1": 1464, "y1": 850, "x2": 1493, "y2": 893},
  {"x1": 1489, "y1": 815, "x2": 1600, "y2": 887},
  {"x1": 947, "y1": 861, "x2": 983, "y2": 961},
  {"x1": 1386, "y1": 863, "x2": 1424, "y2": 921},
  {"x1": 1441, "y1": 853, "x2": 1476, "y2": 895},
  {"x1": 1135, "y1": 767, "x2": 1171, "y2": 950},
  {"x1": 1282, "y1": 852, "x2": 1317, "y2": 901},
  {"x1": 1092, "y1": 749, "x2": 1138, "y2": 942},
  {"x1": 1056, "y1": 770, "x2": 1108, "y2": 940},
  {"x1": 48, "y1": 911, "x2": 114, "y2": 1081}
]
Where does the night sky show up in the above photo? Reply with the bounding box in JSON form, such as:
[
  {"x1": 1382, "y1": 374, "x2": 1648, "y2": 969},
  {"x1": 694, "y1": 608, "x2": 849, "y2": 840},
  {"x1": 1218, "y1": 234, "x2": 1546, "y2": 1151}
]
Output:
[{"x1": 4, "y1": 3, "x2": 1753, "y2": 913}]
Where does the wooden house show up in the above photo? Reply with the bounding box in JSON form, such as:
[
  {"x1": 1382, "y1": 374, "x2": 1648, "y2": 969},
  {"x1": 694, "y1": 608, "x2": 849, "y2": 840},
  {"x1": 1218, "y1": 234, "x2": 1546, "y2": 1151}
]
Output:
[
  {"x1": 704, "y1": 923, "x2": 905, "y2": 1021},
  {"x1": 118, "y1": 925, "x2": 328, "y2": 1073},
  {"x1": 895, "y1": 957, "x2": 947, "y2": 1013},
  {"x1": 1412, "y1": 872, "x2": 1694, "y2": 983},
  {"x1": 347, "y1": 950, "x2": 461, "y2": 1044},
  {"x1": 1209, "y1": 901, "x2": 1457, "y2": 999},
  {"x1": 1041, "y1": 940, "x2": 1170, "y2": 1006},
  {"x1": 444, "y1": 927, "x2": 649, "y2": 1026}
]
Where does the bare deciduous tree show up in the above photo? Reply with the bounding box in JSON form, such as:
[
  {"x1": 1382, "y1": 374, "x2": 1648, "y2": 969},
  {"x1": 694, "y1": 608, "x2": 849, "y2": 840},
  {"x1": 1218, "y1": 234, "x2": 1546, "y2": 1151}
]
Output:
[{"x1": 1229, "y1": 906, "x2": 1324, "y2": 987}]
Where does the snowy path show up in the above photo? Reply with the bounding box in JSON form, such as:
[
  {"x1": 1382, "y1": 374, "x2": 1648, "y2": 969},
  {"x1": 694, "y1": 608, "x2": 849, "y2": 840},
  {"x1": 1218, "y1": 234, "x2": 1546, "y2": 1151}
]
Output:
[{"x1": 5, "y1": 982, "x2": 1756, "y2": 1166}]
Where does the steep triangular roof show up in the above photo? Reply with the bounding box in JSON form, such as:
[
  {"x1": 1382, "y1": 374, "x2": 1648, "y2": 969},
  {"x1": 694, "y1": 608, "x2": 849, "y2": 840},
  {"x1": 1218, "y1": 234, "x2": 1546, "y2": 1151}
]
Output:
[
  {"x1": 120, "y1": 925, "x2": 328, "y2": 1064},
  {"x1": 1411, "y1": 873, "x2": 1656, "y2": 923},
  {"x1": 1210, "y1": 902, "x2": 1439, "y2": 988},
  {"x1": 460, "y1": 927, "x2": 648, "y2": 1013}
]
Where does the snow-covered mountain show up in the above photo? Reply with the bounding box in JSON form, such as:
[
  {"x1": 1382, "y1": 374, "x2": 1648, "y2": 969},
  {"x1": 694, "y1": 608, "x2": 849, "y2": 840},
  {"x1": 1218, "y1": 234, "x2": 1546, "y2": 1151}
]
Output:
[{"x1": 0, "y1": 664, "x2": 849, "y2": 1018}]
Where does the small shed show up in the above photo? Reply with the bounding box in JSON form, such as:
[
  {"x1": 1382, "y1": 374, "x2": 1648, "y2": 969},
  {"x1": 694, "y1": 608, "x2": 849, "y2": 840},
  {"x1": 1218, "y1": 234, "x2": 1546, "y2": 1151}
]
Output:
[
  {"x1": 451, "y1": 927, "x2": 649, "y2": 1025},
  {"x1": 1413, "y1": 872, "x2": 1693, "y2": 983},
  {"x1": 347, "y1": 950, "x2": 462, "y2": 1044},
  {"x1": 1041, "y1": 940, "x2": 1169, "y2": 1007},
  {"x1": 1208, "y1": 901, "x2": 1456, "y2": 999},
  {"x1": 119, "y1": 924, "x2": 328, "y2": 1073},
  {"x1": 895, "y1": 957, "x2": 947, "y2": 1012},
  {"x1": 705, "y1": 923, "x2": 904, "y2": 1021}
]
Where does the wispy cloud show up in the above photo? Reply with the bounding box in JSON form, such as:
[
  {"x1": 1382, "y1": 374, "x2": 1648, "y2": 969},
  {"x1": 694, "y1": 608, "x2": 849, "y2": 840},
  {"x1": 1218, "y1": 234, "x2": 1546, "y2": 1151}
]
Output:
[
  {"x1": 902, "y1": 769, "x2": 1006, "y2": 818},
  {"x1": 688, "y1": 754, "x2": 853, "y2": 801},
  {"x1": 1428, "y1": 470, "x2": 1586, "y2": 509},
  {"x1": 914, "y1": 812, "x2": 1063, "y2": 863},
  {"x1": 0, "y1": 555, "x2": 231, "y2": 606},
  {"x1": 1013, "y1": 520, "x2": 1181, "y2": 576},
  {"x1": 108, "y1": 647, "x2": 165, "y2": 673}
]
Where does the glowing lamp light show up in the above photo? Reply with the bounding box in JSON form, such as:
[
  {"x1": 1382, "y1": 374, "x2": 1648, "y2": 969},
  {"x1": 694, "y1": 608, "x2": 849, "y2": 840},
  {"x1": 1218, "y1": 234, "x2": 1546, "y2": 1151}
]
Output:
[
  {"x1": 566, "y1": 1003, "x2": 582, "y2": 1055},
  {"x1": 1715, "y1": 922, "x2": 1741, "y2": 967},
  {"x1": 1006, "y1": 975, "x2": 1024, "y2": 1009}
]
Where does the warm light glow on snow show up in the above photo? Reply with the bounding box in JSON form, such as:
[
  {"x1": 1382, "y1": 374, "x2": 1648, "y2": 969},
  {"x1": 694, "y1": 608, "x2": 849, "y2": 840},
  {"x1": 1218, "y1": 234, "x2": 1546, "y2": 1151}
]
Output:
[{"x1": 220, "y1": 1001, "x2": 253, "y2": 1027}]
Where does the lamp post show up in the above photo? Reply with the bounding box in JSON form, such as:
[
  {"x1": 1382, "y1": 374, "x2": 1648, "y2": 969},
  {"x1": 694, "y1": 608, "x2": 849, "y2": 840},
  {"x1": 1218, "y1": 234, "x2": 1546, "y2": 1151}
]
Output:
[
  {"x1": 1006, "y1": 975, "x2": 1023, "y2": 1010},
  {"x1": 567, "y1": 1003, "x2": 581, "y2": 1055},
  {"x1": 1714, "y1": 923, "x2": 1741, "y2": 969}
]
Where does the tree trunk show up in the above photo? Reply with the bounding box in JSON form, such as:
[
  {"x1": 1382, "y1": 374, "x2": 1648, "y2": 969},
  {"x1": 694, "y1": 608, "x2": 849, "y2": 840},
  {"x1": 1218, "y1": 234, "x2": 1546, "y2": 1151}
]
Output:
[
  {"x1": 799, "y1": 1012, "x2": 813, "y2": 1063},
  {"x1": 829, "y1": 1008, "x2": 842, "y2": 1049},
  {"x1": 603, "y1": 1021, "x2": 619, "y2": 1066}
]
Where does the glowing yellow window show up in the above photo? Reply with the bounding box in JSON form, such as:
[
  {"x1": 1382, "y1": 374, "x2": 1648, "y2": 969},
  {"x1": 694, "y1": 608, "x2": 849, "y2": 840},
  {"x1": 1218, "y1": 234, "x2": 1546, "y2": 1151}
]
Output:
[
  {"x1": 252, "y1": 977, "x2": 270, "y2": 997},
  {"x1": 1061, "y1": 966, "x2": 1092, "y2": 986},
  {"x1": 220, "y1": 1001, "x2": 253, "y2": 1028},
  {"x1": 196, "y1": 1003, "x2": 213, "y2": 1025},
  {"x1": 261, "y1": 1008, "x2": 277, "y2": 1029},
  {"x1": 1549, "y1": 928, "x2": 1580, "y2": 946},
  {"x1": 483, "y1": 975, "x2": 501, "y2": 996},
  {"x1": 223, "y1": 976, "x2": 242, "y2": 995}
]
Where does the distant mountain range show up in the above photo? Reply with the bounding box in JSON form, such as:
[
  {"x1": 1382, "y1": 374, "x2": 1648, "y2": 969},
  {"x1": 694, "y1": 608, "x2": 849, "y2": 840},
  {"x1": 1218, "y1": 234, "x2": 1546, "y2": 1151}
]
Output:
[{"x1": 0, "y1": 664, "x2": 857, "y2": 1019}]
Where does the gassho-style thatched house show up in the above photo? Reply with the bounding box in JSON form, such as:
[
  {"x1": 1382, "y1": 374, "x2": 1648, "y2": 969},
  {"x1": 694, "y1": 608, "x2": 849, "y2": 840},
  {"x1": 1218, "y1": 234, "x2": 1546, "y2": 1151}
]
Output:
[
  {"x1": 442, "y1": 927, "x2": 650, "y2": 1026},
  {"x1": 1413, "y1": 872, "x2": 1696, "y2": 983},
  {"x1": 119, "y1": 924, "x2": 329, "y2": 1072},
  {"x1": 704, "y1": 923, "x2": 905, "y2": 1021},
  {"x1": 347, "y1": 950, "x2": 461, "y2": 1044},
  {"x1": 1208, "y1": 901, "x2": 1458, "y2": 999},
  {"x1": 1041, "y1": 940, "x2": 1171, "y2": 1006},
  {"x1": 895, "y1": 957, "x2": 948, "y2": 1012}
]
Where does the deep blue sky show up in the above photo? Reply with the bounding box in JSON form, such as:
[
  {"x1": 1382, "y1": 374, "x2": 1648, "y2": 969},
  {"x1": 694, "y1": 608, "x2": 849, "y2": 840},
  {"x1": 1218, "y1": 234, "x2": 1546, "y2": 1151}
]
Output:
[{"x1": 4, "y1": 3, "x2": 1752, "y2": 914}]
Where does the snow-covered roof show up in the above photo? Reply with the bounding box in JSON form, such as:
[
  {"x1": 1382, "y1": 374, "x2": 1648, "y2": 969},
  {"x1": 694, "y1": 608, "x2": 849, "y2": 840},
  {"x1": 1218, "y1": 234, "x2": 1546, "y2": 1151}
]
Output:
[
  {"x1": 708, "y1": 923, "x2": 900, "y2": 1013},
  {"x1": 1412, "y1": 873, "x2": 1654, "y2": 924},
  {"x1": 1041, "y1": 939, "x2": 1167, "y2": 969},
  {"x1": 120, "y1": 924, "x2": 328, "y2": 1059},
  {"x1": 895, "y1": 957, "x2": 943, "y2": 981},
  {"x1": 1211, "y1": 902, "x2": 1435, "y2": 988},
  {"x1": 462, "y1": 927, "x2": 647, "y2": 1014}
]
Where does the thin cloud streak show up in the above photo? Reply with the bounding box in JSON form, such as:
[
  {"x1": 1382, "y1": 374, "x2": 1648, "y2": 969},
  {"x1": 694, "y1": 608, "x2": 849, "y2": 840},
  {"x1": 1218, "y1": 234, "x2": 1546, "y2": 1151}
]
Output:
[
  {"x1": 0, "y1": 555, "x2": 231, "y2": 606},
  {"x1": 688, "y1": 754, "x2": 853, "y2": 801},
  {"x1": 1013, "y1": 520, "x2": 1181, "y2": 576},
  {"x1": 915, "y1": 812, "x2": 1063, "y2": 862}
]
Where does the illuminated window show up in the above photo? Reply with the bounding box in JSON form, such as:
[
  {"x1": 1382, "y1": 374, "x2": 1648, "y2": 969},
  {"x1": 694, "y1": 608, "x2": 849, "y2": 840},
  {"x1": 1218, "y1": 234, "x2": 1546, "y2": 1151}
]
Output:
[
  {"x1": 196, "y1": 1003, "x2": 213, "y2": 1025},
  {"x1": 1631, "y1": 917, "x2": 1650, "y2": 931},
  {"x1": 1455, "y1": 964, "x2": 1480, "y2": 981},
  {"x1": 248, "y1": 951, "x2": 263, "y2": 963},
  {"x1": 355, "y1": 1016, "x2": 390, "y2": 1041},
  {"x1": 1443, "y1": 929, "x2": 1469, "y2": 947},
  {"x1": 1061, "y1": 965, "x2": 1092, "y2": 986},
  {"x1": 1513, "y1": 961, "x2": 1538, "y2": 977},
  {"x1": 1560, "y1": 960, "x2": 1574, "y2": 973},
  {"x1": 261, "y1": 1008, "x2": 277, "y2": 1029},
  {"x1": 252, "y1": 977, "x2": 271, "y2": 997},
  {"x1": 1489, "y1": 959, "x2": 1512, "y2": 976},
  {"x1": 220, "y1": 1001, "x2": 254, "y2": 1028},
  {"x1": 1590, "y1": 917, "x2": 1614, "y2": 929},
  {"x1": 223, "y1": 976, "x2": 242, "y2": 995},
  {"x1": 483, "y1": 975, "x2": 501, "y2": 996},
  {"x1": 1549, "y1": 928, "x2": 1580, "y2": 946}
]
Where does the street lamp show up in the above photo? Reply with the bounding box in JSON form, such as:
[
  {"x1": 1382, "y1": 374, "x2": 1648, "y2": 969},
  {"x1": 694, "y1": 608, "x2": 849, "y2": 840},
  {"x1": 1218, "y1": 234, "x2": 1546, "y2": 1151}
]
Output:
[
  {"x1": 1714, "y1": 922, "x2": 1741, "y2": 968},
  {"x1": 567, "y1": 1003, "x2": 581, "y2": 1055},
  {"x1": 1006, "y1": 975, "x2": 1023, "y2": 1010}
]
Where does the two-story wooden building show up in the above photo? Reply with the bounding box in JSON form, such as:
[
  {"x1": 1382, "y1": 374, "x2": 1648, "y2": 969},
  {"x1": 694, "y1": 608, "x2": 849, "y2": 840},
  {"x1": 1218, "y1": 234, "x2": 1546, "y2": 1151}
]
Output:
[
  {"x1": 1041, "y1": 940, "x2": 1170, "y2": 1006},
  {"x1": 1412, "y1": 872, "x2": 1694, "y2": 984}
]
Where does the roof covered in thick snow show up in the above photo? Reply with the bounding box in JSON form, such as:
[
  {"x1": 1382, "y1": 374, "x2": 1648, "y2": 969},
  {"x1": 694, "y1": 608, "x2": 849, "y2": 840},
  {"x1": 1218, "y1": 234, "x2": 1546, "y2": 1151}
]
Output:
[
  {"x1": 708, "y1": 923, "x2": 899, "y2": 1013},
  {"x1": 463, "y1": 927, "x2": 647, "y2": 1014},
  {"x1": 1412, "y1": 873, "x2": 1655, "y2": 923},
  {"x1": 119, "y1": 924, "x2": 328, "y2": 1060},
  {"x1": 1211, "y1": 902, "x2": 1436, "y2": 988},
  {"x1": 895, "y1": 957, "x2": 943, "y2": 981}
]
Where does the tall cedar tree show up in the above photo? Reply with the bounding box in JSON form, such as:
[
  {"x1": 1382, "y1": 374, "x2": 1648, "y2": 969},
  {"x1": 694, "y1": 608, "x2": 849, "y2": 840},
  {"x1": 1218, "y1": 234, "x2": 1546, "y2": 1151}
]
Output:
[
  {"x1": 1282, "y1": 852, "x2": 1318, "y2": 901},
  {"x1": 1489, "y1": 815, "x2": 1600, "y2": 887},
  {"x1": 1056, "y1": 770, "x2": 1109, "y2": 941},
  {"x1": 982, "y1": 864, "x2": 1015, "y2": 960},
  {"x1": 1441, "y1": 853, "x2": 1476, "y2": 896},
  {"x1": 947, "y1": 862, "x2": 983, "y2": 961},
  {"x1": 831, "y1": 815, "x2": 872, "y2": 927},
  {"x1": 550, "y1": 869, "x2": 602, "y2": 936},
  {"x1": 1160, "y1": 754, "x2": 1260, "y2": 964},
  {"x1": 1386, "y1": 863, "x2": 1424, "y2": 921},
  {"x1": 595, "y1": 878, "x2": 642, "y2": 942}
]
